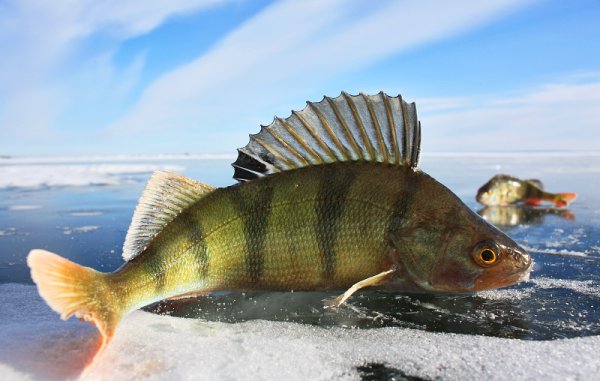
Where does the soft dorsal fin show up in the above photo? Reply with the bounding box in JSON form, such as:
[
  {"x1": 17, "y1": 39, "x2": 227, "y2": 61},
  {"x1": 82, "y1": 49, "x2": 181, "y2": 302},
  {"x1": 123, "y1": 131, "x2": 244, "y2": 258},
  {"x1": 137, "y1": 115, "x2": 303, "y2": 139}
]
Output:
[
  {"x1": 232, "y1": 91, "x2": 421, "y2": 181},
  {"x1": 122, "y1": 171, "x2": 214, "y2": 261}
]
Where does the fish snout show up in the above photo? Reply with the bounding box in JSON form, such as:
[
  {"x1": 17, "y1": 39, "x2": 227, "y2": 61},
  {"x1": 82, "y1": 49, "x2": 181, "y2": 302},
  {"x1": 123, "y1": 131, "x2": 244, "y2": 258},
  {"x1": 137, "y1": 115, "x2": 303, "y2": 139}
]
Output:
[{"x1": 508, "y1": 245, "x2": 532, "y2": 274}]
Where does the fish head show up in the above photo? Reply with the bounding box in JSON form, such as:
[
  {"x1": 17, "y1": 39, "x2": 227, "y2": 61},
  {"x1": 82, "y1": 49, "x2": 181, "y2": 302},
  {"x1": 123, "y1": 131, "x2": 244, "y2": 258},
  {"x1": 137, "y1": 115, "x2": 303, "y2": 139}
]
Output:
[
  {"x1": 425, "y1": 211, "x2": 532, "y2": 292},
  {"x1": 393, "y1": 173, "x2": 532, "y2": 292},
  {"x1": 476, "y1": 174, "x2": 522, "y2": 206}
]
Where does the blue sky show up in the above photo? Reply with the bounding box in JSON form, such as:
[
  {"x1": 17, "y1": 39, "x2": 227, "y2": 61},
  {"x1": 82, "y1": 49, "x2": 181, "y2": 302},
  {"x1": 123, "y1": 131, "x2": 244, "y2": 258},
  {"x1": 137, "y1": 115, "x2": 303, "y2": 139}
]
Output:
[{"x1": 1, "y1": 0, "x2": 599, "y2": 156}]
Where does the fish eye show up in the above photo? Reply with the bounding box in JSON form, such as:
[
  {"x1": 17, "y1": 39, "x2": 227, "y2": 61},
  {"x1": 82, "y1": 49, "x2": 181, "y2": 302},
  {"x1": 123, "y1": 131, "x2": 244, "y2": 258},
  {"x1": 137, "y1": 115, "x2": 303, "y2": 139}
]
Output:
[{"x1": 473, "y1": 241, "x2": 500, "y2": 267}]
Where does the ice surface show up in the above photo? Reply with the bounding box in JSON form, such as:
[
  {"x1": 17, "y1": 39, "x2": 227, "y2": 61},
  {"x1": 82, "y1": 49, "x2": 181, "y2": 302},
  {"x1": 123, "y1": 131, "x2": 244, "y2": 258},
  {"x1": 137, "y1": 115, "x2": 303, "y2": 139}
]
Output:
[
  {"x1": 61, "y1": 226, "x2": 100, "y2": 235},
  {"x1": 0, "y1": 163, "x2": 185, "y2": 189},
  {"x1": 2, "y1": 154, "x2": 600, "y2": 380},
  {"x1": 7, "y1": 205, "x2": 43, "y2": 211},
  {"x1": 0, "y1": 154, "x2": 235, "y2": 165},
  {"x1": 0, "y1": 228, "x2": 17, "y2": 236},
  {"x1": 69, "y1": 212, "x2": 104, "y2": 217},
  {"x1": 1, "y1": 284, "x2": 599, "y2": 381},
  {"x1": 531, "y1": 277, "x2": 600, "y2": 297},
  {"x1": 522, "y1": 245, "x2": 589, "y2": 258}
]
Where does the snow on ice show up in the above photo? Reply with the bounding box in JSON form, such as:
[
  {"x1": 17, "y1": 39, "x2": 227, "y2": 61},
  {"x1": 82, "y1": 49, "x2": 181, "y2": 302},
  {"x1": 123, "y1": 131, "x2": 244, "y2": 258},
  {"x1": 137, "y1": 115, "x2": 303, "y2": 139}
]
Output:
[{"x1": 0, "y1": 284, "x2": 598, "y2": 381}]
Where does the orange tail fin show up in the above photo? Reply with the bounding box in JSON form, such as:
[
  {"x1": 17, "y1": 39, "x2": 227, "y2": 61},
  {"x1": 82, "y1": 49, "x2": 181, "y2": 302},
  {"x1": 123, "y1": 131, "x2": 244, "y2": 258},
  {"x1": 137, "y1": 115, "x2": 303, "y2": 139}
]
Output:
[
  {"x1": 553, "y1": 192, "x2": 577, "y2": 207},
  {"x1": 27, "y1": 250, "x2": 122, "y2": 359}
]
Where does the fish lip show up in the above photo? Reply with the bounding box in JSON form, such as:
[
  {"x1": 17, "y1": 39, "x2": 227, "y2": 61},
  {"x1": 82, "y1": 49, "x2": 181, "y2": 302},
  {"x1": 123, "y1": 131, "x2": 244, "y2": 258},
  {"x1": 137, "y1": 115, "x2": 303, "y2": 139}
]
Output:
[{"x1": 474, "y1": 269, "x2": 528, "y2": 290}]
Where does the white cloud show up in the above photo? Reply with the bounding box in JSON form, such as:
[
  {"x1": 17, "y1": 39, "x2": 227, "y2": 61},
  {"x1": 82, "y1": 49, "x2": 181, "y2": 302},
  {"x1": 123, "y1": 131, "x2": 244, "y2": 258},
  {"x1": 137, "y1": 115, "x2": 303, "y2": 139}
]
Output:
[
  {"x1": 77, "y1": 0, "x2": 226, "y2": 38},
  {"x1": 420, "y1": 80, "x2": 600, "y2": 152},
  {"x1": 107, "y1": 0, "x2": 532, "y2": 137},
  {"x1": 0, "y1": 0, "x2": 226, "y2": 81},
  {"x1": 0, "y1": 0, "x2": 230, "y2": 145}
]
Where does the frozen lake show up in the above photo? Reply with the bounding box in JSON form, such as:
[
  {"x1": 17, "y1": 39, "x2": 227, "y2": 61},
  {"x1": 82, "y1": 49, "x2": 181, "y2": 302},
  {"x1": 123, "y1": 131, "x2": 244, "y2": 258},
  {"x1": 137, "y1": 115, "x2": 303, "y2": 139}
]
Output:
[{"x1": 0, "y1": 154, "x2": 599, "y2": 380}]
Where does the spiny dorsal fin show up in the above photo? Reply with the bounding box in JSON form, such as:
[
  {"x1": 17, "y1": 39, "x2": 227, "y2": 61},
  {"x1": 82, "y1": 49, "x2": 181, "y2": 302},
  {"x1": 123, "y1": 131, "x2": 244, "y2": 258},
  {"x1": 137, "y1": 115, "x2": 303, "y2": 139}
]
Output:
[
  {"x1": 122, "y1": 171, "x2": 214, "y2": 261},
  {"x1": 525, "y1": 179, "x2": 544, "y2": 190},
  {"x1": 232, "y1": 91, "x2": 421, "y2": 181}
]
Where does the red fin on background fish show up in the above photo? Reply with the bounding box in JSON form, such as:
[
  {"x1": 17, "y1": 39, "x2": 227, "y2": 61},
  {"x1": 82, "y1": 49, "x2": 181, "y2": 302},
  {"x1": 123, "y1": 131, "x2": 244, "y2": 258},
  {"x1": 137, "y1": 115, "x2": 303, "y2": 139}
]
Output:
[
  {"x1": 553, "y1": 193, "x2": 577, "y2": 207},
  {"x1": 27, "y1": 249, "x2": 121, "y2": 363},
  {"x1": 524, "y1": 199, "x2": 542, "y2": 206}
]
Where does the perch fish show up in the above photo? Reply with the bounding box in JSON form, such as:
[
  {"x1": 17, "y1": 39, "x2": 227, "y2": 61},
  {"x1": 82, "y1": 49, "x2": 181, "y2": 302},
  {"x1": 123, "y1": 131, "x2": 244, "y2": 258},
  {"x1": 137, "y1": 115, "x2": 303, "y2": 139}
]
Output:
[
  {"x1": 28, "y1": 92, "x2": 532, "y2": 357},
  {"x1": 476, "y1": 174, "x2": 577, "y2": 207}
]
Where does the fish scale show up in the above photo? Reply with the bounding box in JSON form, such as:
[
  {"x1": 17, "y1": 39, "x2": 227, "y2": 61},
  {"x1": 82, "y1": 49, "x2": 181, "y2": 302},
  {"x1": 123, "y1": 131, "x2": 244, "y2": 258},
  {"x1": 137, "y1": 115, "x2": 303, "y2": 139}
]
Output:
[{"x1": 184, "y1": 163, "x2": 398, "y2": 291}]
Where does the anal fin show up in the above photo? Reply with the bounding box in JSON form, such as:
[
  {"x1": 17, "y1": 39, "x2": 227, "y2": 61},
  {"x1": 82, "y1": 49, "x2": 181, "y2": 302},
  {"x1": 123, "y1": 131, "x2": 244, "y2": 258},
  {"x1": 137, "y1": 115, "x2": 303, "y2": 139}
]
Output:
[{"x1": 324, "y1": 268, "x2": 397, "y2": 308}]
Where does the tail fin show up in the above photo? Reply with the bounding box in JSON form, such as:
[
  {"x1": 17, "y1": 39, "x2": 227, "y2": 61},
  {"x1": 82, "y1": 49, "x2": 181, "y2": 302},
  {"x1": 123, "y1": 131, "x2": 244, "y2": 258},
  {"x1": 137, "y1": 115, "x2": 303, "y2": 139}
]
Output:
[
  {"x1": 552, "y1": 192, "x2": 577, "y2": 207},
  {"x1": 27, "y1": 249, "x2": 122, "y2": 355}
]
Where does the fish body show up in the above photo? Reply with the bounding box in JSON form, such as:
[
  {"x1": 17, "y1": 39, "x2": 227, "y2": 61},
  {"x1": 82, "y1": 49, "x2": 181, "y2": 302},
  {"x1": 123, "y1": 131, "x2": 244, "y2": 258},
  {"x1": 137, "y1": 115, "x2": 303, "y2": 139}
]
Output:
[
  {"x1": 28, "y1": 92, "x2": 532, "y2": 358},
  {"x1": 476, "y1": 174, "x2": 576, "y2": 207}
]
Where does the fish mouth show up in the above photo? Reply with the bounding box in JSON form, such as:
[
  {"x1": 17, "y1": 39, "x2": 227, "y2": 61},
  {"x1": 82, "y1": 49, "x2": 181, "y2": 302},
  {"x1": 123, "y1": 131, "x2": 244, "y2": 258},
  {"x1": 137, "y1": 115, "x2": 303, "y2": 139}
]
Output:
[
  {"x1": 474, "y1": 269, "x2": 528, "y2": 291},
  {"x1": 474, "y1": 250, "x2": 532, "y2": 291}
]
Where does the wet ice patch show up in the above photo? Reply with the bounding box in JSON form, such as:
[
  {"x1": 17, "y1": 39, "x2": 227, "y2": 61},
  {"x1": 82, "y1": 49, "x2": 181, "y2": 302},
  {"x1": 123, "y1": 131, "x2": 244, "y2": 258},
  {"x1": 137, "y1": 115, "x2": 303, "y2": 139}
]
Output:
[
  {"x1": 546, "y1": 227, "x2": 586, "y2": 246},
  {"x1": 522, "y1": 245, "x2": 588, "y2": 258},
  {"x1": 7, "y1": 205, "x2": 42, "y2": 211},
  {"x1": 61, "y1": 226, "x2": 100, "y2": 235},
  {"x1": 145, "y1": 287, "x2": 600, "y2": 341},
  {"x1": 69, "y1": 211, "x2": 104, "y2": 217},
  {"x1": 0, "y1": 228, "x2": 17, "y2": 236}
]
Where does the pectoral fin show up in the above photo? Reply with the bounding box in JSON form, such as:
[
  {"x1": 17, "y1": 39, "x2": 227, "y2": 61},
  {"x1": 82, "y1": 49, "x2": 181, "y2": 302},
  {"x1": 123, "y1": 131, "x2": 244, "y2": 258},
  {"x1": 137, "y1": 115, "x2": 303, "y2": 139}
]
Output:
[{"x1": 324, "y1": 268, "x2": 397, "y2": 308}]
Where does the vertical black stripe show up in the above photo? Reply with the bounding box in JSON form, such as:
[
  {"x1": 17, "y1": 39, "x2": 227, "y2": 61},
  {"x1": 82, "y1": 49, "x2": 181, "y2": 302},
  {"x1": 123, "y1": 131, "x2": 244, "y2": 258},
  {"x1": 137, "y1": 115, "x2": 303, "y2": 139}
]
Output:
[
  {"x1": 315, "y1": 165, "x2": 357, "y2": 280},
  {"x1": 180, "y1": 208, "x2": 210, "y2": 278},
  {"x1": 386, "y1": 168, "x2": 418, "y2": 245},
  {"x1": 229, "y1": 180, "x2": 274, "y2": 286}
]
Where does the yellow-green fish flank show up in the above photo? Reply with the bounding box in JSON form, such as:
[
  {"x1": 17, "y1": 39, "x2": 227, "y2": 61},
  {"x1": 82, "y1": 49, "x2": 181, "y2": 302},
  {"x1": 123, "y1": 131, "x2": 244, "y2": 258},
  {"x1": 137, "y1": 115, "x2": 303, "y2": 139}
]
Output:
[{"x1": 117, "y1": 164, "x2": 408, "y2": 302}]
